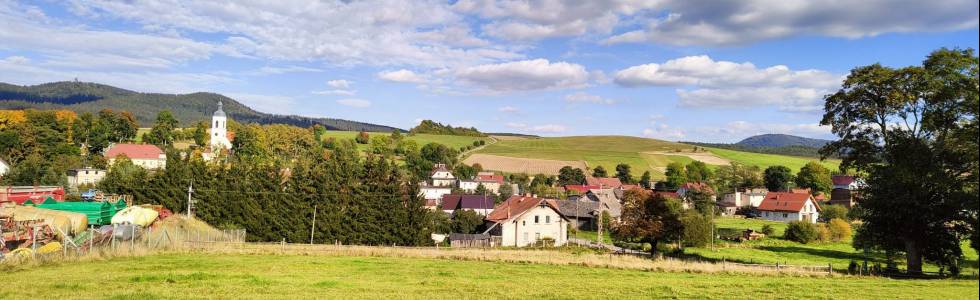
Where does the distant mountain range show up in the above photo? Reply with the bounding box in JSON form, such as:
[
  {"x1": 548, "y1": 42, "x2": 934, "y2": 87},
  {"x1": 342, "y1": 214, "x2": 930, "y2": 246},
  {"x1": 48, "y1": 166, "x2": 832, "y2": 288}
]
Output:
[
  {"x1": 0, "y1": 81, "x2": 399, "y2": 132},
  {"x1": 736, "y1": 134, "x2": 832, "y2": 148}
]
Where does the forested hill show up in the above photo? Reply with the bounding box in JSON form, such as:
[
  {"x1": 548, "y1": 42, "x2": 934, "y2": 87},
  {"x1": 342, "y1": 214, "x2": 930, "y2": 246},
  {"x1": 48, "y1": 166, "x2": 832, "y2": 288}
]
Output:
[
  {"x1": 409, "y1": 120, "x2": 486, "y2": 137},
  {"x1": 0, "y1": 81, "x2": 399, "y2": 131},
  {"x1": 736, "y1": 134, "x2": 831, "y2": 148}
]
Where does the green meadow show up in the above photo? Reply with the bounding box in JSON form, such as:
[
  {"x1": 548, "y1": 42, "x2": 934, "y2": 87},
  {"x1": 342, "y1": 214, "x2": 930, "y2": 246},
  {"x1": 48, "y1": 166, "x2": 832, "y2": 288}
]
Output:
[
  {"x1": 706, "y1": 147, "x2": 841, "y2": 172},
  {"x1": 318, "y1": 130, "x2": 488, "y2": 152},
  {"x1": 2, "y1": 253, "x2": 976, "y2": 299}
]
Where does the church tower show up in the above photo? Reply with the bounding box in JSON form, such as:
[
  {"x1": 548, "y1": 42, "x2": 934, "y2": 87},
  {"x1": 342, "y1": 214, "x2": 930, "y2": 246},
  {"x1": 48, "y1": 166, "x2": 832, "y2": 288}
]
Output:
[{"x1": 210, "y1": 101, "x2": 232, "y2": 150}]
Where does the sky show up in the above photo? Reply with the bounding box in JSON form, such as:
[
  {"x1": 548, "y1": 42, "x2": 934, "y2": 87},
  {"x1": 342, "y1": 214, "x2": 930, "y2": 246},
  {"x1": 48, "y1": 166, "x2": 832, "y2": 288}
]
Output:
[{"x1": 1, "y1": 1, "x2": 978, "y2": 142}]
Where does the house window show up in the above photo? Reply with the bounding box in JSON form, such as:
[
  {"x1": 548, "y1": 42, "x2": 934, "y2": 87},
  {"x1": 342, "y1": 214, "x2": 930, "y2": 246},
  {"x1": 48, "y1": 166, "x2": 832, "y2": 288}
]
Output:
[
  {"x1": 545, "y1": 216, "x2": 551, "y2": 224},
  {"x1": 534, "y1": 215, "x2": 539, "y2": 223},
  {"x1": 782, "y1": 213, "x2": 788, "y2": 218},
  {"x1": 522, "y1": 221, "x2": 526, "y2": 226},
  {"x1": 535, "y1": 233, "x2": 541, "y2": 241},
  {"x1": 523, "y1": 232, "x2": 528, "y2": 243}
]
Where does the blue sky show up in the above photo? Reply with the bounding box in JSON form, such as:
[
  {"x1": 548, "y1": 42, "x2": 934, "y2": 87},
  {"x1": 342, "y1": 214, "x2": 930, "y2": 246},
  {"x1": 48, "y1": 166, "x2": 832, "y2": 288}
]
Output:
[{"x1": 1, "y1": 1, "x2": 977, "y2": 142}]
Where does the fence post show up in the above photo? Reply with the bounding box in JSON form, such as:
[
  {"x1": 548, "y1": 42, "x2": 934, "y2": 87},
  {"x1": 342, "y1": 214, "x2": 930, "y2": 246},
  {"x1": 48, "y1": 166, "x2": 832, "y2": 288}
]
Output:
[{"x1": 828, "y1": 263, "x2": 832, "y2": 275}]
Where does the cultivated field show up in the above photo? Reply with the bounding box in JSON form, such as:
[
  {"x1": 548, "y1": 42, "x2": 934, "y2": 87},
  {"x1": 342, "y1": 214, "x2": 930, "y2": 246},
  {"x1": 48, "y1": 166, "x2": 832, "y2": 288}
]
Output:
[
  {"x1": 462, "y1": 153, "x2": 588, "y2": 174},
  {"x1": 472, "y1": 135, "x2": 840, "y2": 177},
  {"x1": 3, "y1": 251, "x2": 976, "y2": 299},
  {"x1": 318, "y1": 131, "x2": 488, "y2": 151}
]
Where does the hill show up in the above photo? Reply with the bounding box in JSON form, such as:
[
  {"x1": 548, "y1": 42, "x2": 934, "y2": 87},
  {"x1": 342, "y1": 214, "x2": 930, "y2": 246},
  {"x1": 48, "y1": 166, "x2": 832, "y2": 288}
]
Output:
[
  {"x1": 408, "y1": 120, "x2": 486, "y2": 137},
  {"x1": 736, "y1": 134, "x2": 831, "y2": 148},
  {"x1": 468, "y1": 135, "x2": 839, "y2": 178},
  {"x1": 0, "y1": 81, "x2": 398, "y2": 131}
]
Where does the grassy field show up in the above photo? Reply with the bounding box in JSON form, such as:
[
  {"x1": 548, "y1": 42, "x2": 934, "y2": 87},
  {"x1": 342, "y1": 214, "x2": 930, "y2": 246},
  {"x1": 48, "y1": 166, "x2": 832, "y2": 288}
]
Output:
[
  {"x1": 318, "y1": 131, "x2": 488, "y2": 152},
  {"x1": 706, "y1": 147, "x2": 840, "y2": 171},
  {"x1": 688, "y1": 218, "x2": 980, "y2": 275},
  {"x1": 2, "y1": 253, "x2": 976, "y2": 299}
]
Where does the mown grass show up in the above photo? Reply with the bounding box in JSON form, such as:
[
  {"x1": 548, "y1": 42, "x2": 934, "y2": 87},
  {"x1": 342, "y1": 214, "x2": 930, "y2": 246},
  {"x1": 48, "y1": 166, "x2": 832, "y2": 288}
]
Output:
[
  {"x1": 687, "y1": 217, "x2": 980, "y2": 275},
  {"x1": 706, "y1": 147, "x2": 840, "y2": 171},
  {"x1": 573, "y1": 230, "x2": 614, "y2": 244},
  {"x1": 318, "y1": 130, "x2": 488, "y2": 152},
  {"x1": 2, "y1": 252, "x2": 976, "y2": 299}
]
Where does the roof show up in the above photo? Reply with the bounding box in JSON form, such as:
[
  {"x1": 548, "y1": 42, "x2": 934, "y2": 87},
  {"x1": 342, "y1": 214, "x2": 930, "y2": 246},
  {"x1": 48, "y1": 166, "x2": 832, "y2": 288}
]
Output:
[
  {"x1": 832, "y1": 175, "x2": 855, "y2": 186},
  {"x1": 680, "y1": 182, "x2": 714, "y2": 193},
  {"x1": 430, "y1": 163, "x2": 453, "y2": 178},
  {"x1": 619, "y1": 184, "x2": 642, "y2": 191},
  {"x1": 790, "y1": 188, "x2": 812, "y2": 194},
  {"x1": 586, "y1": 177, "x2": 622, "y2": 188},
  {"x1": 564, "y1": 185, "x2": 600, "y2": 193},
  {"x1": 758, "y1": 192, "x2": 820, "y2": 213},
  {"x1": 104, "y1": 144, "x2": 164, "y2": 160},
  {"x1": 213, "y1": 101, "x2": 226, "y2": 117},
  {"x1": 587, "y1": 189, "x2": 622, "y2": 217},
  {"x1": 652, "y1": 191, "x2": 680, "y2": 199},
  {"x1": 475, "y1": 174, "x2": 505, "y2": 184},
  {"x1": 486, "y1": 195, "x2": 563, "y2": 223},
  {"x1": 555, "y1": 200, "x2": 604, "y2": 218},
  {"x1": 441, "y1": 194, "x2": 495, "y2": 210}
]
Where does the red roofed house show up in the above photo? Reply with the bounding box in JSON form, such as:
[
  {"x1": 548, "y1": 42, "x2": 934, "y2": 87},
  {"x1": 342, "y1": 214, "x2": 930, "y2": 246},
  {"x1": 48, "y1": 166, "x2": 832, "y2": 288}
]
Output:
[
  {"x1": 484, "y1": 195, "x2": 569, "y2": 247},
  {"x1": 758, "y1": 192, "x2": 821, "y2": 223},
  {"x1": 458, "y1": 171, "x2": 506, "y2": 194},
  {"x1": 105, "y1": 143, "x2": 166, "y2": 169},
  {"x1": 564, "y1": 185, "x2": 600, "y2": 194},
  {"x1": 441, "y1": 194, "x2": 496, "y2": 216},
  {"x1": 586, "y1": 177, "x2": 622, "y2": 189}
]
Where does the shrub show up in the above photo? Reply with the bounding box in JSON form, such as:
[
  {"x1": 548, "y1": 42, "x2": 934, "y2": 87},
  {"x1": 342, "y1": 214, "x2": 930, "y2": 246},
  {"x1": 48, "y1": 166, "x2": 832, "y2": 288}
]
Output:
[
  {"x1": 848, "y1": 260, "x2": 859, "y2": 274},
  {"x1": 784, "y1": 221, "x2": 819, "y2": 244},
  {"x1": 820, "y1": 204, "x2": 849, "y2": 222},
  {"x1": 760, "y1": 224, "x2": 774, "y2": 236},
  {"x1": 681, "y1": 212, "x2": 712, "y2": 247},
  {"x1": 355, "y1": 131, "x2": 369, "y2": 144},
  {"x1": 815, "y1": 223, "x2": 831, "y2": 242},
  {"x1": 827, "y1": 218, "x2": 852, "y2": 241}
]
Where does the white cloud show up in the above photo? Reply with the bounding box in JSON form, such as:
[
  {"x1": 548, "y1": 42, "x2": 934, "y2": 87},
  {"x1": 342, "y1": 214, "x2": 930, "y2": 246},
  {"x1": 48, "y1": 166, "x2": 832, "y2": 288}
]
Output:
[
  {"x1": 336, "y1": 98, "x2": 372, "y2": 108},
  {"x1": 455, "y1": 59, "x2": 589, "y2": 92},
  {"x1": 311, "y1": 89, "x2": 357, "y2": 96},
  {"x1": 505, "y1": 122, "x2": 527, "y2": 128},
  {"x1": 642, "y1": 124, "x2": 686, "y2": 140},
  {"x1": 225, "y1": 93, "x2": 296, "y2": 115},
  {"x1": 564, "y1": 91, "x2": 616, "y2": 105},
  {"x1": 603, "y1": 0, "x2": 980, "y2": 46},
  {"x1": 499, "y1": 106, "x2": 520, "y2": 113},
  {"x1": 454, "y1": 0, "x2": 656, "y2": 41},
  {"x1": 64, "y1": 0, "x2": 521, "y2": 68},
  {"x1": 250, "y1": 65, "x2": 324, "y2": 75},
  {"x1": 378, "y1": 69, "x2": 428, "y2": 84},
  {"x1": 326, "y1": 79, "x2": 353, "y2": 89},
  {"x1": 614, "y1": 55, "x2": 841, "y2": 112}
]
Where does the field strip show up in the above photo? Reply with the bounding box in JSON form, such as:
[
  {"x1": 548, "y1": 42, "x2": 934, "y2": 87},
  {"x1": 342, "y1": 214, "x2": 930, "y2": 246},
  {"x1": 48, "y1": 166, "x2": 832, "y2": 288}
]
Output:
[
  {"x1": 463, "y1": 154, "x2": 587, "y2": 175},
  {"x1": 645, "y1": 151, "x2": 731, "y2": 165},
  {"x1": 182, "y1": 242, "x2": 836, "y2": 276}
]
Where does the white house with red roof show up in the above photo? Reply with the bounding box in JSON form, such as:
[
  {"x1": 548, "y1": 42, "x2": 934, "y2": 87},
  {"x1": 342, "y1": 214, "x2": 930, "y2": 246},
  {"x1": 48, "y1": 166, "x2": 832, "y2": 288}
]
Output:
[
  {"x1": 484, "y1": 195, "x2": 569, "y2": 247},
  {"x1": 104, "y1": 143, "x2": 166, "y2": 169},
  {"x1": 458, "y1": 171, "x2": 505, "y2": 194},
  {"x1": 758, "y1": 192, "x2": 821, "y2": 223}
]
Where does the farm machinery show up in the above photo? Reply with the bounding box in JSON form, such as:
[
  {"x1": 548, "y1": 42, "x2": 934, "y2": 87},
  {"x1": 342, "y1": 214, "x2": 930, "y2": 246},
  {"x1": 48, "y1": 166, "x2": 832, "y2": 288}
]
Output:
[{"x1": 1, "y1": 216, "x2": 56, "y2": 253}]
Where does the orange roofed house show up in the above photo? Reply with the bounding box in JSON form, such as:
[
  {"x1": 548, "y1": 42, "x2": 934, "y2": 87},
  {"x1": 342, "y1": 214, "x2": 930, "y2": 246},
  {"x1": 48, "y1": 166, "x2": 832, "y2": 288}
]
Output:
[
  {"x1": 484, "y1": 195, "x2": 569, "y2": 247},
  {"x1": 104, "y1": 143, "x2": 166, "y2": 170},
  {"x1": 758, "y1": 192, "x2": 821, "y2": 223}
]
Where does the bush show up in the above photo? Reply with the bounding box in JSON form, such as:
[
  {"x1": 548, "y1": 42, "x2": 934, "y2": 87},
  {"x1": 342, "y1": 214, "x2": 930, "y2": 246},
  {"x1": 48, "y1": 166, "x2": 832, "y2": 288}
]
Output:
[
  {"x1": 827, "y1": 218, "x2": 852, "y2": 241},
  {"x1": 355, "y1": 131, "x2": 369, "y2": 144},
  {"x1": 681, "y1": 212, "x2": 712, "y2": 247},
  {"x1": 760, "y1": 224, "x2": 774, "y2": 236},
  {"x1": 815, "y1": 223, "x2": 831, "y2": 242},
  {"x1": 820, "y1": 204, "x2": 849, "y2": 222},
  {"x1": 784, "y1": 221, "x2": 819, "y2": 244},
  {"x1": 848, "y1": 260, "x2": 859, "y2": 274}
]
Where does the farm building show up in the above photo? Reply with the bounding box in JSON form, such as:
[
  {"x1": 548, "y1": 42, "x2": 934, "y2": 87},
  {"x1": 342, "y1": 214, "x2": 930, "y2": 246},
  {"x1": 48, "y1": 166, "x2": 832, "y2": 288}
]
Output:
[
  {"x1": 105, "y1": 143, "x2": 166, "y2": 170},
  {"x1": 66, "y1": 168, "x2": 106, "y2": 190},
  {"x1": 719, "y1": 188, "x2": 768, "y2": 215},
  {"x1": 568, "y1": 189, "x2": 621, "y2": 219},
  {"x1": 484, "y1": 195, "x2": 569, "y2": 247},
  {"x1": 757, "y1": 192, "x2": 821, "y2": 223},
  {"x1": 440, "y1": 194, "x2": 495, "y2": 216},
  {"x1": 555, "y1": 199, "x2": 605, "y2": 230}
]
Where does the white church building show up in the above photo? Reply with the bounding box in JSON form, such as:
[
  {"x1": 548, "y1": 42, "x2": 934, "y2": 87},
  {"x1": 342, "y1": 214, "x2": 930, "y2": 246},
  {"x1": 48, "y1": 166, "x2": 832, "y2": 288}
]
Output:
[{"x1": 202, "y1": 101, "x2": 233, "y2": 161}]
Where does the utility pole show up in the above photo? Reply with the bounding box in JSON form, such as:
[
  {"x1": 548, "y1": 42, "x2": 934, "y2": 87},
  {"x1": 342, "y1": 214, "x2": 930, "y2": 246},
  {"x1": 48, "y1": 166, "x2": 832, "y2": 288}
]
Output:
[
  {"x1": 186, "y1": 183, "x2": 194, "y2": 218},
  {"x1": 310, "y1": 204, "x2": 317, "y2": 244}
]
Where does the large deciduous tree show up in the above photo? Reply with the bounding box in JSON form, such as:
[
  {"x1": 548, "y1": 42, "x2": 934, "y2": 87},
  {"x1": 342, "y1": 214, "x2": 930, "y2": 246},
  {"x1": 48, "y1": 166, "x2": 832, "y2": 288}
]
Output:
[
  {"x1": 794, "y1": 162, "x2": 832, "y2": 195},
  {"x1": 663, "y1": 162, "x2": 686, "y2": 190},
  {"x1": 615, "y1": 163, "x2": 634, "y2": 184},
  {"x1": 820, "y1": 48, "x2": 978, "y2": 274},
  {"x1": 611, "y1": 190, "x2": 684, "y2": 256},
  {"x1": 763, "y1": 165, "x2": 794, "y2": 192},
  {"x1": 558, "y1": 166, "x2": 586, "y2": 186}
]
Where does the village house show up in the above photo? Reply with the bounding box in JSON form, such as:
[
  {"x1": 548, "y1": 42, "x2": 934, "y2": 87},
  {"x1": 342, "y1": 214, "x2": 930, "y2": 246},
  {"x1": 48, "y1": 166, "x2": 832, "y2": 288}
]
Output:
[
  {"x1": 66, "y1": 168, "x2": 106, "y2": 191},
  {"x1": 719, "y1": 188, "x2": 768, "y2": 215},
  {"x1": 555, "y1": 199, "x2": 606, "y2": 230},
  {"x1": 569, "y1": 188, "x2": 622, "y2": 219},
  {"x1": 458, "y1": 171, "x2": 505, "y2": 194},
  {"x1": 440, "y1": 194, "x2": 495, "y2": 216},
  {"x1": 484, "y1": 195, "x2": 569, "y2": 247},
  {"x1": 829, "y1": 175, "x2": 865, "y2": 208},
  {"x1": 757, "y1": 192, "x2": 821, "y2": 223},
  {"x1": 420, "y1": 163, "x2": 456, "y2": 202},
  {"x1": 104, "y1": 143, "x2": 166, "y2": 169},
  {"x1": 677, "y1": 182, "x2": 715, "y2": 210},
  {"x1": 585, "y1": 176, "x2": 623, "y2": 189},
  {"x1": 563, "y1": 184, "x2": 600, "y2": 195}
]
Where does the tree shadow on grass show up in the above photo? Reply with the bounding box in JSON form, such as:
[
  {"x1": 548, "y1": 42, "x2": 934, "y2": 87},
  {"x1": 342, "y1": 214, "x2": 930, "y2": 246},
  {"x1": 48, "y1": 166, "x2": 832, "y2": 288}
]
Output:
[{"x1": 757, "y1": 246, "x2": 865, "y2": 261}]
